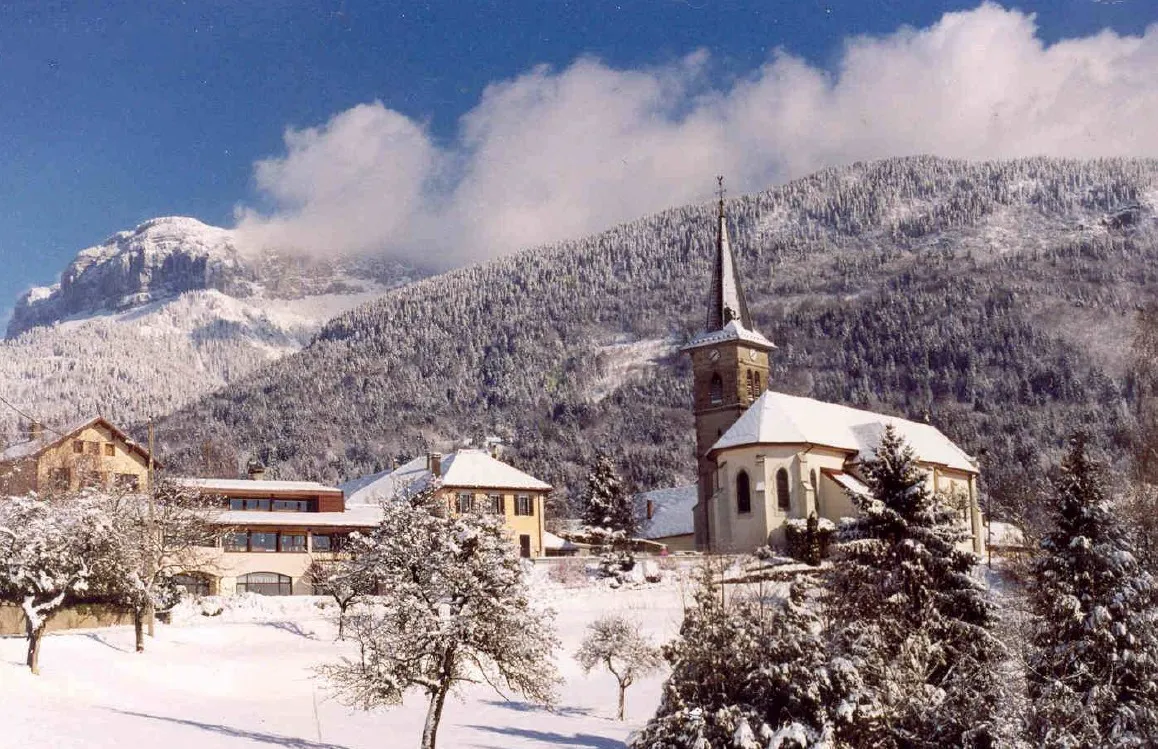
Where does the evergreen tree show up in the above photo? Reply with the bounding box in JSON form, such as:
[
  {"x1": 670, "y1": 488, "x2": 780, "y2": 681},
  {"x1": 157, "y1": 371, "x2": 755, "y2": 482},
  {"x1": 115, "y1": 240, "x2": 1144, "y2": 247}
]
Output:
[
  {"x1": 826, "y1": 424, "x2": 1001, "y2": 747},
  {"x1": 1026, "y1": 433, "x2": 1158, "y2": 747},
  {"x1": 633, "y1": 569, "x2": 835, "y2": 748},
  {"x1": 581, "y1": 452, "x2": 635, "y2": 535}
]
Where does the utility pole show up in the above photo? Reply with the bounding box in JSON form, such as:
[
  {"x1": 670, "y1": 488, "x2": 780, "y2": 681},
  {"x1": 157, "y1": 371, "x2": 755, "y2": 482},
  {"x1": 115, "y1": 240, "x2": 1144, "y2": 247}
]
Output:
[{"x1": 146, "y1": 418, "x2": 157, "y2": 638}]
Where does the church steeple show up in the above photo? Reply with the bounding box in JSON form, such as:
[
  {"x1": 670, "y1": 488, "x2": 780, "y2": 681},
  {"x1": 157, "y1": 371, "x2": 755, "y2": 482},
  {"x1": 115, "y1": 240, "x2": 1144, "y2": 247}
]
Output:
[{"x1": 706, "y1": 177, "x2": 752, "y2": 331}]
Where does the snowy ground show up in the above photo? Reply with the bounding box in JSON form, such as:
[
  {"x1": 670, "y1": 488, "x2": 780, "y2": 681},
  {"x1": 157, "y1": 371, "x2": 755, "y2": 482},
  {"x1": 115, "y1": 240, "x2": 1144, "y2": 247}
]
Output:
[{"x1": 2, "y1": 571, "x2": 694, "y2": 748}]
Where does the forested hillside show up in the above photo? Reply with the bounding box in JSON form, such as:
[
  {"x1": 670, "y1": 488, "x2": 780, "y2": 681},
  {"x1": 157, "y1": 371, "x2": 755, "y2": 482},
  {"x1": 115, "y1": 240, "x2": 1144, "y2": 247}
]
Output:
[{"x1": 151, "y1": 156, "x2": 1158, "y2": 515}]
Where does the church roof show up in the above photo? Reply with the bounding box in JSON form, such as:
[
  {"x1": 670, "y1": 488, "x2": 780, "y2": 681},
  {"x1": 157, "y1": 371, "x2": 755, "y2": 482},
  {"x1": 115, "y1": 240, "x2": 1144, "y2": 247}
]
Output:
[
  {"x1": 342, "y1": 449, "x2": 551, "y2": 505},
  {"x1": 711, "y1": 391, "x2": 978, "y2": 473},
  {"x1": 682, "y1": 319, "x2": 775, "y2": 352}
]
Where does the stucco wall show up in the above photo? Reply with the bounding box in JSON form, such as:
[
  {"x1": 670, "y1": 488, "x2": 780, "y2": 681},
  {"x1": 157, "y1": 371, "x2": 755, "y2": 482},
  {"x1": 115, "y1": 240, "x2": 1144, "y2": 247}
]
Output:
[{"x1": 441, "y1": 488, "x2": 547, "y2": 558}]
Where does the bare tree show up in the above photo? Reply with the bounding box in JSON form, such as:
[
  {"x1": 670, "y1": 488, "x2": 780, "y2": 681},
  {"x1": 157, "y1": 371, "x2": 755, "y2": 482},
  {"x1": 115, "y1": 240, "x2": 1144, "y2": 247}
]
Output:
[
  {"x1": 575, "y1": 614, "x2": 662, "y2": 720},
  {"x1": 306, "y1": 557, "x2": 375, "y2": 639},
  {"x1": 321, "y1": 487, "x2": 559, "y2": 749},
  {"x1": 99, "y1": 480, "x2": 221, "y2": 652}
]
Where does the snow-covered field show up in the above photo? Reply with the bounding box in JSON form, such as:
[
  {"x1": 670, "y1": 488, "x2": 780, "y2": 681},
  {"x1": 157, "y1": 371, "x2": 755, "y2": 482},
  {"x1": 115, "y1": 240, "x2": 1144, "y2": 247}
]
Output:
[{"x1": 2, "y1": 573, "x2": 693, "y2": 748}]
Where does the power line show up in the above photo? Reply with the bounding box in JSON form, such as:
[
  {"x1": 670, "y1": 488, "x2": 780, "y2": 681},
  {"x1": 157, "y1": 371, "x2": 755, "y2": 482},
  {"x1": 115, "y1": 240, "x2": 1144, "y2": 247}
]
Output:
[{"x1": 0, "y1": 393, "x2": 70, "y2": 444}]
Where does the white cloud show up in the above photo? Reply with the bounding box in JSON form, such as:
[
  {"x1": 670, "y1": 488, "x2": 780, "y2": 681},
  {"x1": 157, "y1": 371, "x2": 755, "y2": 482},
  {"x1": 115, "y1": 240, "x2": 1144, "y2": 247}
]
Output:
[{"x1": 234, "y1": 3, "x2": 1158, "y2": 265}]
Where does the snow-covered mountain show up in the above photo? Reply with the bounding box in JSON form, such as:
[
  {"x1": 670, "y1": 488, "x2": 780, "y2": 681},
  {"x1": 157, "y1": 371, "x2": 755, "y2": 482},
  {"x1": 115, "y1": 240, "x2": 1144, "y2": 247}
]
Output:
[{"x1": 0, "y1": 217, "x2": 423, "y2": 442}]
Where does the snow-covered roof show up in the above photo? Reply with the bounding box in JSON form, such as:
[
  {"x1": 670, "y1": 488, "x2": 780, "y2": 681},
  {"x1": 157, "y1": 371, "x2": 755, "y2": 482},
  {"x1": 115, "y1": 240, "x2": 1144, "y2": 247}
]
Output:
[
  {"x1": 712, "y1": 391, "x2": 978, "y2": 473},
  {"x1": 823, "y1": 469, "x2": 872, "y2": 499},
  {"x1": 637, "y1": 484, "x2": 697, "y2": 540},
  {"x1": 681, "y1": 320, "x2": 775, "y2": 352},
  {"x1": 173, "y1": 477, "x2": 343, "y2": 495},
  {"x1": 342, "y1": 450, "x2": 551, "y2": 506},
  {"x1": 211, "y1": 506, "x2": 381, "y2": 528},
  {"x1": 0, "y1": 415, "x2": 156, "y2": 465},
  {"x1": 543, "y1": 531, "x2": 578, "y2": 551}
]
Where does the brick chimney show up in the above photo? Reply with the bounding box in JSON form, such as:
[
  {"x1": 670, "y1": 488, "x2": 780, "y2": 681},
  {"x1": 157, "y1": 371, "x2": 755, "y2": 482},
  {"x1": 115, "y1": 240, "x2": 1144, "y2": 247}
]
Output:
[
  {"x1": 428, "y1": 452, "x2": 442, "y2": 478},
  {"x1": 28, "y1": 421, "x2": 44, "y2": 441},
  {"x1": 646, "y1": 499, "x2": 655, "y2": 520}
]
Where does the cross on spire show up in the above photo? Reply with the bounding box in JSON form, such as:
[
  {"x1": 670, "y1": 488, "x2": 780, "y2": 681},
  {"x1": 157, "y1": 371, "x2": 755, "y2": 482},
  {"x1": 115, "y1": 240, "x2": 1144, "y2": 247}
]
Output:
[{"x1": 716, "y1": 175, "x2": 726, "y2": 218}]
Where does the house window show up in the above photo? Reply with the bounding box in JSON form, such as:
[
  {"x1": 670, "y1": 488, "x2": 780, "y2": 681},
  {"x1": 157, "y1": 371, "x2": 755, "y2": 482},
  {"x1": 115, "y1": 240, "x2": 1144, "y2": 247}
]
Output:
[
  {"x1": 236, "y1": 572, "x2": 292, "y2": 596},
  {"x1": 736, "y1": 471, "x2": 752, "y2": 514},
  {"x1": 279, "y1": 533, "x2": 307, "y2": 553},
  {"x1": 72, "y1": 441, "x2": 84, "y2": 454},
  {"x1": 223, "y1": 532, "x2": 249, "y2": 552},
  {"x1": 115, "y1": 473, "x2": 140, "y2": 492},
  {"x1": 87, "y1": 440, "x2": 101, "y2": 455},
  {"x1": 311, "y1": 533, "x2": 332, "y2": 552},
  {"x1": 272, "y1": 499, "x2": 312, "y2": 512},
  {"x1": 489, "y1": 494, "x2": 505, "y2": 514},
  {"x1": 173, "y1": 573, "x2": 212, "y2": 597},
  {"x1": 249, "y1": 532, "x2": 278, "y2": 552},
  {"x1": 230, "y1": 498, "x2": 273, "y2": 511},
  {"x1": 515, "y1": 495, "x2": 534, "y2": 516},
  {"x1": 457, "y1": 493, "x2": 473, "y2": 513},
  {"x1": 776, "y1": 468, "x2": 791, "y2": 511},
  {"x1": 709, "y1": 373, "x2": 723, "y2": 405},
  {"x1": 104, "y1": 443, "x2": 115, "y2": 457}
]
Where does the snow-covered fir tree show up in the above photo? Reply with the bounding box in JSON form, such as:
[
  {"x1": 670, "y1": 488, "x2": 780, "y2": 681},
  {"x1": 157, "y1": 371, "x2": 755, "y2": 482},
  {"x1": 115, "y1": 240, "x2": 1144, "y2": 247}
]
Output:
[
  {"x1": 581, "y1": 452, "x2": 635, "y2": 535},
  {"x1": 576, "y1": 614, "x2": 663, "y2": 721},
  {"x1": 321, "y1": 486, "x2": 559, "y2": 749},
  {"x1": 1026, "y1": 433, "x2": 1158, "y2": 747},
  {"x1": 825, "y1": 424, "x2": 1002, "y2": 747},
  {"x1": 633, "y1": 569, "x2": 835, "y2": 748}
]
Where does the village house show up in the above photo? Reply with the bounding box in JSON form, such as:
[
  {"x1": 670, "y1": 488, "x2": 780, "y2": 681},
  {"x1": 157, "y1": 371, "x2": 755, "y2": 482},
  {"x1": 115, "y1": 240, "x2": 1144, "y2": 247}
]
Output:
[
  {"x1": 172, "y1": 465, "x2": 379, "y2": 596},
  {"x1": 342, "y1": 450, "x2": 551, "y2": 559},
  {"x1": 680, "y1": 187, "x2": 984, "y2": 554},
  {"x1": 637, "y1": 485, "x2": 697, "y2": 552},
  {"x1": 0, "y1": 416, "x2": 158, "y2": 496}
]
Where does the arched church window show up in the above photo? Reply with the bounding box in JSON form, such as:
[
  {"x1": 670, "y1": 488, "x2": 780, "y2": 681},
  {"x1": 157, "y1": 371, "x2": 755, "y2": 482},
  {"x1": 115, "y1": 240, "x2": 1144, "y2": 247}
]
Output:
[
  {"x1": 736, "y1": 471, "x2": 751, "y2": 514},
  {"x1": 776, "y1": 468, "x2": 791, "y2": 511},
  {"x1": 709, "y1": 373, "x2": 723, "y2": 405}
]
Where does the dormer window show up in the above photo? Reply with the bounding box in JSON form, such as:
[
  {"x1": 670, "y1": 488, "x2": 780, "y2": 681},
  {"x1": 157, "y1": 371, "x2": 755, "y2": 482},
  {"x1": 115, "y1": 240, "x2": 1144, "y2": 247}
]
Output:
[{"x1": 709, "y1": 373, "x2": 723, "y2": 405}]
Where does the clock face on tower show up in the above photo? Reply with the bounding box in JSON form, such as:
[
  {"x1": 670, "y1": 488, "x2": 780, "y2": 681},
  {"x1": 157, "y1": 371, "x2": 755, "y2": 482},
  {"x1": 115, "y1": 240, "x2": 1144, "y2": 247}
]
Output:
[
  {"x1": 749, "y1": 349, "x2": 758, "y2": 361},
  {"x1": 708, "y1": 349, "x2": 720, "y2": 362}
]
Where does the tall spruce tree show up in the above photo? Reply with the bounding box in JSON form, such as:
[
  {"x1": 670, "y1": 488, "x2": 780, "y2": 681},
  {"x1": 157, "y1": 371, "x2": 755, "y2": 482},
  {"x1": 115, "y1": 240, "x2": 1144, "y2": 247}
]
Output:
[
  {"x1": 1026, "y1": 433, "x2": 1158, "y2": 747},
  {"x1": 581, "y1": 452, "x2": 635, "y2": 535},
  {"x1": 826, "y1": 424, "x2": 1001, "y2": 747},
  {"x1": 633, "y1": 569, "x2": 836, "y2": 748}
]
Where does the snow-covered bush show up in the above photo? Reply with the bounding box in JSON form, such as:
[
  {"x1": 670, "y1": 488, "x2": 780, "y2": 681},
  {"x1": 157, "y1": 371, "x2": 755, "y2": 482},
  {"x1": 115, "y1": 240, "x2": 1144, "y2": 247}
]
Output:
[
  {"x1": 785, "y1": 514, "x2": 835, "y2": 565},
  {"x1": 321, "y1": 487, "x2": 559, "y2": 749},
  {"x1": 575, "y1": 615, "x2": 662, "y2": 720}
]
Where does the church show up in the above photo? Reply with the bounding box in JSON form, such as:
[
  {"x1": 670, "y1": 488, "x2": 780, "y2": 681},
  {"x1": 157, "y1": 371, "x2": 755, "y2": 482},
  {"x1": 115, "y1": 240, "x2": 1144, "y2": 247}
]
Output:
[{"x1": 681, "y1": 186, "x2": 985, "y2": 555}]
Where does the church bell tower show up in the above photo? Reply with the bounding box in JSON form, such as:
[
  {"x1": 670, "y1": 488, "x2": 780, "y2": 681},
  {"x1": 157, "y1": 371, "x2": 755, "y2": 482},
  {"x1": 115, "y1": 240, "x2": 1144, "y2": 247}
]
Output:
[{"x1": 681, "y1": 178, "x2": 774, "y2": 551}]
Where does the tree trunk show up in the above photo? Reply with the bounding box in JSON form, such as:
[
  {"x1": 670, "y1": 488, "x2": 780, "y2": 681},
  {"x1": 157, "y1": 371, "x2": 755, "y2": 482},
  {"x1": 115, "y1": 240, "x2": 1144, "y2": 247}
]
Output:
[
  {"x1": 618, "y1": 681, "x2": 626, "y2": 721},
  {"x1": 25, "y1": 619, "x2": 45, "y2": 675},
  {"x1": 337, "y1": 604, "x2": 346, "y2": 640},
  {"x1": 421, "y1": 680, "x2": 451, "y2": 749},
  {"x1": 145, "y1": 599, "x2": 155, "y2": 638},
  {"x1": 134, "y1": 606, "x2": 145, "y2": 653}
]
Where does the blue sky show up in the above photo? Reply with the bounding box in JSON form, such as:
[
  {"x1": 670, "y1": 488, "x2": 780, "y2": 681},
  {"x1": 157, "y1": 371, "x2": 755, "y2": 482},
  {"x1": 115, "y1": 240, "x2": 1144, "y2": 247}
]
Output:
[{"x1": 1, "y1": 0, "x2": 1155, "y2": 315}]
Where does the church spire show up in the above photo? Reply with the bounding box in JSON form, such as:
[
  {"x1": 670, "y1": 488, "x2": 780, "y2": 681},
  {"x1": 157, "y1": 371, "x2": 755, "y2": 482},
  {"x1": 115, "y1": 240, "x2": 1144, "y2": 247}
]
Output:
[{"x1": 706, "y1": 176, "x2": 752, "y2": 332}]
